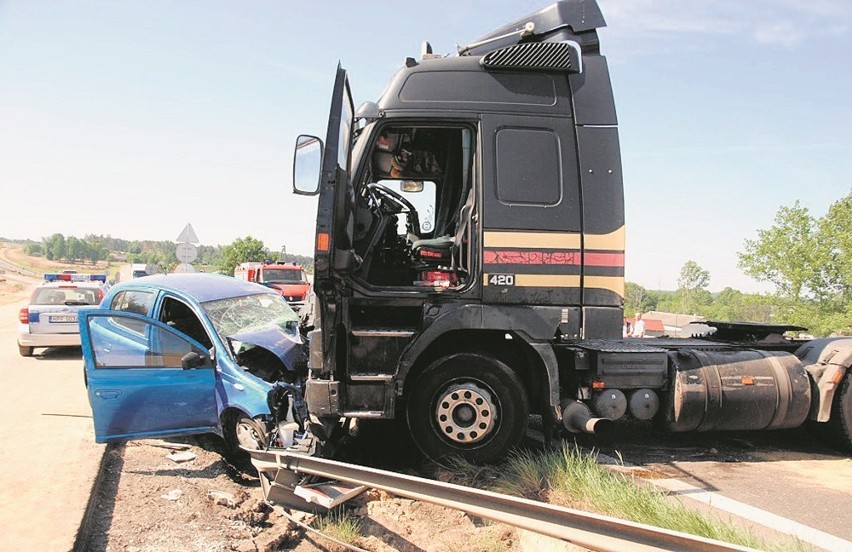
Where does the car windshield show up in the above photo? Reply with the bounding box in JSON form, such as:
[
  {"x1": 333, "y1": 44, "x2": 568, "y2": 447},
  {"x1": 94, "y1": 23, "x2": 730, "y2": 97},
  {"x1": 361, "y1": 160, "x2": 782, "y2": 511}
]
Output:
[
  {"x1": 202, "y1": 292, "x2": 298, "y2": 339},
  {"x1": 32, "y1": 287, "x2": 100, "y2": 306},
  {"x1": 262, "y1": 268, "x2": 306, "y2": 284}
]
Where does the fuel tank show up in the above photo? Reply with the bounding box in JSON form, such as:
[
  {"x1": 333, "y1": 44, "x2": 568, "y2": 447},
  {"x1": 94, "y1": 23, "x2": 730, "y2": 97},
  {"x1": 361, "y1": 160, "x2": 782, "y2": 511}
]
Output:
[{"x1": 666, "y1": 349, "x2": 811, "y2": 433}]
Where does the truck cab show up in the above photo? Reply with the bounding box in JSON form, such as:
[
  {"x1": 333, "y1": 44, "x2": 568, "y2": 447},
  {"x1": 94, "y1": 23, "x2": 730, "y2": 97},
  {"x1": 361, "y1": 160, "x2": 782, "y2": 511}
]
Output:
[
  {"x1": 292, "y1": 1, "x2": 852, "y2": 462},
  {"x1": 294, "y1": 1, "x2": 623, "y2": 462}
]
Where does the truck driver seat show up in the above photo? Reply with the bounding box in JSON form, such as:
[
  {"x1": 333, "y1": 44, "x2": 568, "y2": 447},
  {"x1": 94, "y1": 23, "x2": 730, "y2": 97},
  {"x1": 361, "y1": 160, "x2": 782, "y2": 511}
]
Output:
[{"x1": 411, "y1": 185, "x2": 474, "y2": 286}]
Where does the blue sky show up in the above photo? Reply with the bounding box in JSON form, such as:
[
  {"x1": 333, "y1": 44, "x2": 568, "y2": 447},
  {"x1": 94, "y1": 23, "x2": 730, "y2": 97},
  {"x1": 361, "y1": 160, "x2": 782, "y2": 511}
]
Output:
[{"x1": 1, "y1": 0, "x2": 850, "y2": 292}]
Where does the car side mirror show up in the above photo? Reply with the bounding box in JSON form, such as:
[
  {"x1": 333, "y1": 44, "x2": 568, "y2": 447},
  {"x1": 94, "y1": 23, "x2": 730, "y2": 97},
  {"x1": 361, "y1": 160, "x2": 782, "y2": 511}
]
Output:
[
  {"x1": 293, "y1": 135, "x2": 323, "y2": 196},
  {"x1": 181, "y1": 351, "x2": 209, "y2": 370}
]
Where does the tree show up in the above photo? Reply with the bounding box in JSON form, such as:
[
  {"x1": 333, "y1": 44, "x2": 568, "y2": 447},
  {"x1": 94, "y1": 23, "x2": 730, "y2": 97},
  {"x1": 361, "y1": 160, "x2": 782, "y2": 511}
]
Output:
[
  {"x1": 625, "y1": 282, "x2": 653, "y2": 314},
  {"x1": 43, "y1": 233, "x2": 66, "y2": 261},
  {"x1": 817, "y1": 191, "x2": 852, "y2": 299},
  {"x1": 737, "y1": 201, "x2": 818, "y2": 302},
  {"x1": 66, "y1": 236, "x2": 84, "y2": 262},
  {"x1": 24, "y1": 242, "x2": 43, "y2": 256},
  {"x1": 738, "y1": 192, "x2": 852, "y2": 335},
  {"x1": 219, "y1": 236, "x2": 269, "y2": 276},
  {"x1": 677, "y1": 260, "x2": 710, "y2": 314}
]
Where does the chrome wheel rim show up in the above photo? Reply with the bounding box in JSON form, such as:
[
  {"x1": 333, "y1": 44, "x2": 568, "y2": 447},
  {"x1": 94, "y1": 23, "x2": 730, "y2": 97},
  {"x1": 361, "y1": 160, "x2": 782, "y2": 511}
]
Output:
[{"x1": 435, "y1": 381, "x2": 498, "y2": 444}]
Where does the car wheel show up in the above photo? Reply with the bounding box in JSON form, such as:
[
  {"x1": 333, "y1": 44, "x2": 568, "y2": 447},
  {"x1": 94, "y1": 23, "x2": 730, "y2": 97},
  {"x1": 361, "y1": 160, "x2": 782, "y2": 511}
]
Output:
[
  {"x1": 828, "y1": 372, "x2": 852, "y2": 453},
  {"x1": 225, "y1": 414, "x2": 268, "y2": 457},
  {"x1": 18, "y1": 344, "x2": 33, "y2": 357},
  {"x1": 406, "y1": 352, "x2": 529, "y2": 464}
]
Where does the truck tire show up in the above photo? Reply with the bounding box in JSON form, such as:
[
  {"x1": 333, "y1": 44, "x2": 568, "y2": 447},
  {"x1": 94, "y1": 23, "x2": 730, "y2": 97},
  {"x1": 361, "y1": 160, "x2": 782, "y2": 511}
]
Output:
[
  {"x1": 828, "y1": 372, "x2": 852, "y2": 453},
  {"x1": 406, "y1": 352, "x2": 528, "y2": 464}
]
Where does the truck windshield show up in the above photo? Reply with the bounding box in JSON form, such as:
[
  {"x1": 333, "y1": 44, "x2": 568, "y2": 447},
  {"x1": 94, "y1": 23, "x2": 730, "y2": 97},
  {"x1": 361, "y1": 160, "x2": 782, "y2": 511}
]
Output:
[
  {"x1": 262, "y1": 269, "x2": 306, "y2": 284},
  {"x1": 202, "y1": 293, "x2": 299, "y2": 339}
]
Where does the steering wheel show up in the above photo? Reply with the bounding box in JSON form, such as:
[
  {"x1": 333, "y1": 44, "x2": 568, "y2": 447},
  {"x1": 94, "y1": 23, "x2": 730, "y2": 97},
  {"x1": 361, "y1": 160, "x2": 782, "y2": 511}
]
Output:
[{"x1": 365, "y1": 182, "x2": 421, "y2": 236}]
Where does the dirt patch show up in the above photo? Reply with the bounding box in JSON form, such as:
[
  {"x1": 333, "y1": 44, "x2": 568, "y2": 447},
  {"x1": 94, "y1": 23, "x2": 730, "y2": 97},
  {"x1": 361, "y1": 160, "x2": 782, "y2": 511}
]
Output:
[
  {"x1": 0, "y1": 278, "x2": 29, "y2": 306},
  {"x1": 86, "y1": 436, "x2": 519, "y2": 552},
  {"x1": 0, "y1": 242, "x2": 111, "y2": 274}
]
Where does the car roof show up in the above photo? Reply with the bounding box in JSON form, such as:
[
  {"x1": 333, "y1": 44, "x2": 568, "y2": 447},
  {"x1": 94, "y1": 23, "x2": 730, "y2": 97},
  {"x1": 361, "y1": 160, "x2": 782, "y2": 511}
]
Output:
[
  {"x1": 37, "y1": 280, "x2": 106, "y2": 289},
  {"x1": 263, "y1": 264, "x2": 304, "y2": 270},
  {"x1": 112, "y1": 273, "x2": 272, "y2": 303}
]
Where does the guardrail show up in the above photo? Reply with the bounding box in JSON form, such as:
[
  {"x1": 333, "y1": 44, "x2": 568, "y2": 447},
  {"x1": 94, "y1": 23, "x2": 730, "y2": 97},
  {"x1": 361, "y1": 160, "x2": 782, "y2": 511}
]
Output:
[
  {"x1": 249, "y1": 449, "x2": 755, "y2": 552},
  {"x1": 0, "y1": 258, "x2": 39, "y2": 278}
]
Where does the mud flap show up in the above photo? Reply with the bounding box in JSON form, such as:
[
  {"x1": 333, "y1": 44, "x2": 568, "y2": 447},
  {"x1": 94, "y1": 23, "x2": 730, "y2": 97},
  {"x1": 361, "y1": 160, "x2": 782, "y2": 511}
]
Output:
[
  {"x1": 797, "y1": 337, "x2": 852, "y2": 422},
  {"x1": 810, "y1": 364, "x2": 849, "y2": 422}
]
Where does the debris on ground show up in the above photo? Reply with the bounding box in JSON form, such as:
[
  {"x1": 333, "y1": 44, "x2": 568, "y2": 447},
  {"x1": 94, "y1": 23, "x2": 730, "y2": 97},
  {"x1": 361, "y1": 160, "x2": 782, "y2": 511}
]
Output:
[
  {"x1": 160, "y1": 489, "x2": 183, "y2": 501},
  {"x1": 145, "y1": 440, "x2": 193, "y2": 451},
  {"x1": 166, "y1": 451, "x2": 197, "y2": 463},
  {"x1": 208, "y1": 490, "x2": 237, "y2": 508}
]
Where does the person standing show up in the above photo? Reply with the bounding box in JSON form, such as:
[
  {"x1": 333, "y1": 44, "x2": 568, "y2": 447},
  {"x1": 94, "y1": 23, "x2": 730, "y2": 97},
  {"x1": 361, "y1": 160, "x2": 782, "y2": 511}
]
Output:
[{"x1": 631, "y1": 312, "x2": 646, "y2": 338}]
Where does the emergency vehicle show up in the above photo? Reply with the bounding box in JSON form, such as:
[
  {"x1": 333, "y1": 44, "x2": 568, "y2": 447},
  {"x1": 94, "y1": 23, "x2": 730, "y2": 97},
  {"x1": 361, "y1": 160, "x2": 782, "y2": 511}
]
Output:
[
  {"x1": 17, "y1": 273, "x2": 108, "y2": 356},
  {"x1": 234, "y1": 262, "x2": 311, "y2": 308}
]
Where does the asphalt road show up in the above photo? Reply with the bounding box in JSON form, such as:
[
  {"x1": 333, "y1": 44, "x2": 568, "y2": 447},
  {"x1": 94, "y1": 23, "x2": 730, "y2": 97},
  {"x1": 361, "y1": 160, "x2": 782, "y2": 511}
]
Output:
[
  {"x1": 0, "y1": 289, "x2": 104, "y2": 551},
  {"x1": 579, "y1": 424, "x2": 852, "y2": 549}
]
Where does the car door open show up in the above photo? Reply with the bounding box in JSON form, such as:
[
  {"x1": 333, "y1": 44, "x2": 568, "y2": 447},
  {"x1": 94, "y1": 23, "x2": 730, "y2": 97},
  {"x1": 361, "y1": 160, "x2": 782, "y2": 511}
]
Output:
[{"x1": 81, "y1": 310, "x2": 220, "y2": 443}]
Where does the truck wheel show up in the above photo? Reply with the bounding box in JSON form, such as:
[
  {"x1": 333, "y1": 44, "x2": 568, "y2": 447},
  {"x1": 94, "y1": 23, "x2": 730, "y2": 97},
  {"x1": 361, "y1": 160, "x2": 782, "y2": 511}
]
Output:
[
  {"x1": 406, "y1": 352, "x2": 528, "y2": 464},
  {"x1": 18, "y1": 344, "x2": 33, "y2": 357},
  {"x1": 224, "y1": 413, "x2": 268, "y2": 458},
  {"x1": 828, "y1": 372, "x2": 852, "y2": 453}
]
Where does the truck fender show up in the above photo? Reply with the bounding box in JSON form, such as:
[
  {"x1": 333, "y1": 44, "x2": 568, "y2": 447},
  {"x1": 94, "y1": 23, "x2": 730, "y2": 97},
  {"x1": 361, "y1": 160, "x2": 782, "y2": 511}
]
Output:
[
  {"x1": 528, "y1": 342, "x2": 562, "y2": 423},
  {"x1": 795, "y1": 337, "x2": 852, "y2": 422},
  {"x1": 396, "y1": 304, "x2": 563, "y2": 418}
]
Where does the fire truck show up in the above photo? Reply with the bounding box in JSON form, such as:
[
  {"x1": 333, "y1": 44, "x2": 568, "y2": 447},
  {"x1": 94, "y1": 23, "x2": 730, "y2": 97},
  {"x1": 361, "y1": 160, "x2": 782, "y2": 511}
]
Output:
[
  {"x1": 286, "y1": 0, "x2": 852, "y2": 463},
  {"x1": 234, "y1": 261, "x2": 311, "y2": 308}
]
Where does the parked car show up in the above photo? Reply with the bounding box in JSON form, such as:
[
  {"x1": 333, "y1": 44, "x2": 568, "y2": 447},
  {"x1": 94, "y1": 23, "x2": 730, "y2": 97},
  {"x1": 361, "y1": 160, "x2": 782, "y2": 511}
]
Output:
[
  {"x1": 80, "y1": 273, "x2": 307, "y2": 455},
  {"x1": 18, "y1": 273, "x2": 109, "y2": 356}
]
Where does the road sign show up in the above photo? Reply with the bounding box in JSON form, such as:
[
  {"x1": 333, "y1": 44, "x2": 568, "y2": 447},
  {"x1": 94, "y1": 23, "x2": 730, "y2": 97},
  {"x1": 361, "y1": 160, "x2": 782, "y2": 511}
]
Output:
[
  {"x1": 174, "y1": 263, "x2": 196, "y2": 273},
  {"x1": 175, "y1": 242, "x2": 198, "y2": 263},
  {"x1": 176, "y1": 223, "x2": 199, "y2": 244}
]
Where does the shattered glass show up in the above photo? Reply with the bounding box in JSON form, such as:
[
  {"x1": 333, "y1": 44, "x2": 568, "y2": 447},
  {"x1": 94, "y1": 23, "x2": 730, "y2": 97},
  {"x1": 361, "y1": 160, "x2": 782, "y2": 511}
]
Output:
[{"x1": 202, "y1": 293, "x2": 299, "y2": 342}]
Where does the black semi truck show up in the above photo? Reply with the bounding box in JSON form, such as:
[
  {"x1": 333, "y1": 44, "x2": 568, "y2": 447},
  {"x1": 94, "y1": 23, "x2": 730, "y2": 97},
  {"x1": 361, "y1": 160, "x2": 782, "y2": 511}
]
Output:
[{"x1": 289, "y1": 0, "x2": 852, "y2": 463}]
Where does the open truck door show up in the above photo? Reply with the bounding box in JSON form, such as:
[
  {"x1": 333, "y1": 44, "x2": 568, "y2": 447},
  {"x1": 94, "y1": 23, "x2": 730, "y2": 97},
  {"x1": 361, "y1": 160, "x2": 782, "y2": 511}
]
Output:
[
  {"x1": 293, "y1": 64, "x2": 355, "y2": 278},
  {"x1": 81, "y1": 310, "x2": 219, "y2": 443}
]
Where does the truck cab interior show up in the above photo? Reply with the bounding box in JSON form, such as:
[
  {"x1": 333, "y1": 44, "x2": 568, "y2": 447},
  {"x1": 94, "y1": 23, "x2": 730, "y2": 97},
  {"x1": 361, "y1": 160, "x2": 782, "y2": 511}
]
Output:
[{"x1": 351, "y1": 125, "x2": 475, "y2": 290}]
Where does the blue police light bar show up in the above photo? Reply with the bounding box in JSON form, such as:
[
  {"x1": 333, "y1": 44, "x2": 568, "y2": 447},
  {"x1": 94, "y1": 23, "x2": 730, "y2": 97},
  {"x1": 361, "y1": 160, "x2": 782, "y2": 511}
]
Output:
[{"x1": 44, "y1": 273, "x2": 107, "y2": 283}]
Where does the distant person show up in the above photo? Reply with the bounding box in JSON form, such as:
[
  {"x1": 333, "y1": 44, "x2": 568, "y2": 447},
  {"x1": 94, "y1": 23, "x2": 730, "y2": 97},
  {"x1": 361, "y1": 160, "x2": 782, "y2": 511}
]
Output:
[
  {"x1": 631, "y1": 312, "x2": 646, "y2": 338},
  {"x1": 622, "y1": 319, "x2": 631, "y2": 338}
]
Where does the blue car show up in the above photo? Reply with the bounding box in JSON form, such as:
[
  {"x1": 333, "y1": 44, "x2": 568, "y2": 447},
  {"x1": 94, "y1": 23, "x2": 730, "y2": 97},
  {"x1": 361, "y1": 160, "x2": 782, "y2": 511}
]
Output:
[{"x1": 81, "y1": 273, "x2": 307, "y2": 454}]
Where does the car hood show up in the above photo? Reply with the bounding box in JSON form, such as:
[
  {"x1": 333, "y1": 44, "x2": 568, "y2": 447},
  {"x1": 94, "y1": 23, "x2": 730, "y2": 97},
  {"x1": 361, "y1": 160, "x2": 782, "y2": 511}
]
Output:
[{"x1": 227, "y1": 326, "x2": 303, "y2": 371}]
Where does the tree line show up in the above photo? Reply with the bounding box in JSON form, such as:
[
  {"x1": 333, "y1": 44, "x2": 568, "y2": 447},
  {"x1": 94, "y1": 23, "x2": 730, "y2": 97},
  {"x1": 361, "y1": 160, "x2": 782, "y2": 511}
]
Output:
[
  {"x1": 626, "y1": 191, "x2": 851, "y2": 337},
  {"x1": 23, "y1": 233, "x2": 313, "y2": 276},
  {"x1": 218, "y1": 236, "x2": 313, "y2": 276}
]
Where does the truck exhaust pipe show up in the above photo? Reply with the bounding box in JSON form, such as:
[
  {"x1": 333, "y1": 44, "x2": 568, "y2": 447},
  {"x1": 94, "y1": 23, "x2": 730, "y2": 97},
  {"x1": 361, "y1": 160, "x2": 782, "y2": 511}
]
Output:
[{"x1": 561, "y1": 401, "x2": 613, "y2": 434}]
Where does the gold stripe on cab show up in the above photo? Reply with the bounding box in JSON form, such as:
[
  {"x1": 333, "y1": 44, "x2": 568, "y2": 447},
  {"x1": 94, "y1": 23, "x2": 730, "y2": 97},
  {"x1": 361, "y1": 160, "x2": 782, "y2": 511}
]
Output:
[
  {"x1": 583, "y1": 226, "x2": 625, "y2": 252},
  {"x1": 483, "y1": 274, "x2": 581, "y2": 287},
  {"x1": 584, "y1": 275, "x2": 625, "y2": 296},
  {"x1": 483, "y1": 231, "x2": 582, "y2": 249}
]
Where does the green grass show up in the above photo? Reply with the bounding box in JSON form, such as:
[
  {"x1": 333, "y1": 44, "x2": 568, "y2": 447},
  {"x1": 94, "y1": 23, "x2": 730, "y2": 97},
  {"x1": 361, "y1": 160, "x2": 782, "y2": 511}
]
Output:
[
  {"x1": 443, "y1": 444, "x2": 812, "y2": 551},
  {"x1": 313, "y1": 508, "x2": 363, "y2": 549}
]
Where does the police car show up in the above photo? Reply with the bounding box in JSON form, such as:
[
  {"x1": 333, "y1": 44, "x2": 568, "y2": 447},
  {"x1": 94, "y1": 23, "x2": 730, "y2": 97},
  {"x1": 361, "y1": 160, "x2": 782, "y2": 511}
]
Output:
[{"x1": 17, "y1": 273, "x2": 109, "y2": 356}]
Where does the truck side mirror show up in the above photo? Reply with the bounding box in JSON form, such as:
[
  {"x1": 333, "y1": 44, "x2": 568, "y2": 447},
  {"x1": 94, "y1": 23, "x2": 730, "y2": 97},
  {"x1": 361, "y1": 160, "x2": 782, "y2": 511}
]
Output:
[{"x1": 293, "y1": 135, "x2": 323, "y2": 196}]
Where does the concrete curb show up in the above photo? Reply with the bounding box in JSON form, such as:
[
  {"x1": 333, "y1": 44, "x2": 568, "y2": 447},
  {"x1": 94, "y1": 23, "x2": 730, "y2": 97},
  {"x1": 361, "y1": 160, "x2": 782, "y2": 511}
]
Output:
[{"x1": 72, "y1": 443, "x2": 115, "y2": 552}]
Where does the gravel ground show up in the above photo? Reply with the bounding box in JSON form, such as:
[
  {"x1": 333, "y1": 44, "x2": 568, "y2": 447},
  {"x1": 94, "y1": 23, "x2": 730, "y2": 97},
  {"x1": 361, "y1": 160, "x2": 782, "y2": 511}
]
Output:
[{"x1": 84, "y1": 425, "x2": 521, "y2": 552}]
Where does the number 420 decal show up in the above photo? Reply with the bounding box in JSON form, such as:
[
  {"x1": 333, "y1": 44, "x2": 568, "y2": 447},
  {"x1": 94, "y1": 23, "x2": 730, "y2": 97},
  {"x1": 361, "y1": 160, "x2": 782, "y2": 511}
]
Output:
[{"x1": 488, "y1": 274, "x2": 515, "y2": 286}]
